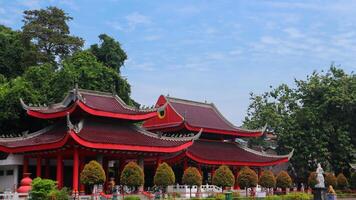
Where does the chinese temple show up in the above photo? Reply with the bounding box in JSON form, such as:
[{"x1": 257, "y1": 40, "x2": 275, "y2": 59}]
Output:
[{"x1": 0, "y1": 88, "x2": 292, "y2": 194}]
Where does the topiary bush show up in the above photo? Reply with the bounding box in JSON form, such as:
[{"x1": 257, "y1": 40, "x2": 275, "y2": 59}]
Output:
[
  {"x1": 182, "y1": 167, "x2": 202, "y2": 197},
  {"x1": 283, "y1": 192, "x2": 312, "y2": 200},
  {"x1": 325, "y1": 173, "x2": 337, "y2": 188},
  {"x1": 30, "y1": 177, "x2": 57, "y2": 200},
  {"x1": 237, "y1": 167, "x2": 258, "y2": 189},
  {"x1": 80, "y1": 160, "x2": 106, "y2": 188},
  {"x1": 120, "y1": 161, "x2": 144, "y2": 189},
  {"x1": 123, "y1": 195, "x2": 140, "y2": 200},
  {"x1": 276, "y1": 171, "x2": 292, "y2": 190},
  {"x1": 212, "y1": 165, "x2": 235, "y2": 190},
  {"x1": 259, "y1": 170, "x2": 276, "y2": 189},
  {"x1": 336, "y1": 173, "x2": 348, "y2": 189},
  {"x1": 307, "y1": 172, "x2": 318, "y2": 188},
  {"x1": 350, "y1": 172, "x2": 356, "y2": 189},
  {"x1": 154, "y1": 162, "x2": 175, "y2": 188},
  {"x1": 30, "y1": 177, "x2": 69, "y2": 200}
]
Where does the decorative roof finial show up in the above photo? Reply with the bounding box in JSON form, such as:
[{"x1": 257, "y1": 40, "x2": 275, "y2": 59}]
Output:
[{"x1": 66, "y1": 112, "x2": 74, "y2": 131}]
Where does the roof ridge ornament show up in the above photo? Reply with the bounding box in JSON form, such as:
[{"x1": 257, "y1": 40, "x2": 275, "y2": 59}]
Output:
[{"x1": 66, "y1": 112, "x2": 74, "y2": 131}]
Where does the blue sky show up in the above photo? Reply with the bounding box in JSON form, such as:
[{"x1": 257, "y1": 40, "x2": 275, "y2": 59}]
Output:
[{"x1": 1, "y1": 0, "x2": 356, "y2": 125}]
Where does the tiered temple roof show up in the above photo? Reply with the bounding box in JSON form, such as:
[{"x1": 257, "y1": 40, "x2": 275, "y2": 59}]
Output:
[
  {"x1": 144, "y1": 95, "x2": 266, "y2": 137},
  {"x1": 0, "y1": 118, "x2": 198, "y2": 154},
  {"x1": 21, "y1": 88, "x2": 157, "y2": 120}
]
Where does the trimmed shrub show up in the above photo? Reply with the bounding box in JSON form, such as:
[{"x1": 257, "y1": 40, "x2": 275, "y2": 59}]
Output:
[
  {"x1": 307, "y1": 172, "x2": 318, "y2": 188},
  {"x1": 154, "y1": 162, "x2": 175, "y2": 188},
  {"x1": 120, "y1": 161, "x2": 144, "y2": 188},
  {"x1": 350, "y1": 172, "x2": 356, "y2": 189},
  {"x1": 325, "y1": 173, "x2": 337, "y2": 188},
  {"x1": 259, "y1": 170, "x2": 276, "y2": 188},
  {"x1": 283, "y1": 192, "x2": 312, "y2": 200},
  {"x1": 48, "y1": 187, "x2": 70, "y2": 200},
  {"x1": 182, "y1": 167, "x2": 202, "y2": 186},
  {"x1": 182, "y1": 167, "x2": 202, "y2": 197},
  {"x1": 80, "y1": 160, "x2": 106, "y2": 187},
  {"x1": 30, "y1": 177, "x2": 69, "y2": 200},
  {"x1": 124, "y1": 196, "x2": 140, "y2": 200},
  {"x1": 276, "y1": 171, "x2": 292, "y2": 189},
  {"x1": 30, "y1": 177, "x2": 57, "y2": 200},
  {"x1": 265, "y1": 195, "x2": 283, "y2": 200},
  {"x1": 237, "y1": 167, "x2": 258, "y2": 189},
  {"x1": 336, "y1": 173, "x2": 348, "y2": 189},
  {"x1": 213, "y1": 165, "x2": 235, "y2": 189}
]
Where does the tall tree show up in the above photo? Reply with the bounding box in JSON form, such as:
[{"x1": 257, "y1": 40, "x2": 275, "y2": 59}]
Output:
[
  {"x1": 0, "y1": 25, "x2": 37, "y2": 78},
  {"x1": 244, "y1": 66, "x2": 356, "y2": 182},
  {"x1": 22, "y1": 6, "x2": 83, "y2": 64},
  {"x1": 90, "y1": 34, "x2": 127, "y2": 73}
]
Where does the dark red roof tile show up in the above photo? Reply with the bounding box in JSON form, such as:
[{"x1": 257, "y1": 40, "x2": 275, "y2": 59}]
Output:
[{"x1": 187, "y1": 140, "x2": 291, "y2": 165}]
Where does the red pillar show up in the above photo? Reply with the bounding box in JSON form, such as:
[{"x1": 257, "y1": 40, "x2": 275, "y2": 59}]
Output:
[
  {"x1": 258, "y1": 168, "x2": 262, "y2": 178},
  {"x1": 210, "y1": 166, "x2": 215, "y2": 184},
  {"x1": 103, "y1": 158, "x2": 109, "y2": 192},
  {"x1": 198, "y1": 164, "x2": 202, "y2": 176},
  {"x1": 72, "y1": 148, "x2": 79, "y2": 195},
  {"x1": 45, "y1": 159, "x2": 50, "y2": 178},
  {"x1": 79, "y1": 157, "x2": 85, "y2": 195},
  {"x1": 183, "y1": 159, "x2": 188, "y2": 170},
  {"x1": 56, "y1": 155, "x2": 63, "y2": 189},
  {"x1": 23, "y1": 156, "x2": 29, "y2": 174},
  {"x1": 235, "y1": 167, "x2": 240, "y2": 190},
  {"x1": 36, "y1": 157, "x2": 42, "y2": 177}
]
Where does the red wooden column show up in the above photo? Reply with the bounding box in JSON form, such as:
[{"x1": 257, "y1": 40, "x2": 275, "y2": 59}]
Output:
[
  {"x1": 103, "y1": 158, "x2": 109, "y2": 192},
  {"x1": 235, "y1": 167, "x2": 240, "y2": 189},
  {"x1": 72, "y1": 148, "x2": 79, "y2": 196},
  {"x1": 258, "y1": 168, "x2": 262, "y2": 178},
  {"x1": 155, "y1": 157, "x2": 162, "y2": 174},
  {"x1": 45, "y1": 159, "x2": 50, "y2": 178},
  {"x1": 183, "y1": 159, "x2": 188, "y2": 170},
  {"x1": 56, "y1": 154, "x2": 63, "y2": 189},
  {"x1": 36, "y1": 157, "x2": 42, "y2": 177},
  {"x1": 210, "y1": 166, "x2": 215, "y2": 184},
  {"x1": 23, "y1": 156, "x2": 29, "y2": 174},
  {"x1": 79, "y1": 157, "x2": 85, "y2": 195}
]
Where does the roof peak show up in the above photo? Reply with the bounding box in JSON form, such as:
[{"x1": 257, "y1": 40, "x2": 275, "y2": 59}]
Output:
[{"x1": 165, "y1": 96, "x2": 213, "y2": 108}]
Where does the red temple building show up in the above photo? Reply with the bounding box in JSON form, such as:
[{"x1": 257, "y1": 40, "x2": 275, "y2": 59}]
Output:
[{"x1": 0, "y1": 88, "x2": 292, "y2": 194}]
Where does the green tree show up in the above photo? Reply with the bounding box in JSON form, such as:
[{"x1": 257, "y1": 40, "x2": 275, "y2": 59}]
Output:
[
  {"x1": 182, "y1": 167, "x2": 202, "y2": 197},
  {"x1": 90, "y1": 34, "x2": 127, "y2": 73},
  {"x1": 120, "y1": 162, "x2": 144, "y2": 189},
  {"x1": 276, "y1": 171, "x2": 292, "y2": 190},
  {"x1": 0, "y1": 51, "x2": 137, "y2": 136},
  {"x1": 244, "y1": 67, "x2": 356, "y2": 182},
  {"x1": 212, "y1": 165, "x2": 235, "y2": 190},
  {"x1": 0, "y1": 25, "x2": 37, "y2": 79},
  {"x1": 336, "y1": 173, "x2": 348, "y2": 189},
  {"x1": 80, "y1": 160, "x2": 106, "y2": 190},
  {"x1": 237, "y1": 167, "x2": 258, "y2": 196},
  {"x1": 259, "y1": 170, "x2": 276, "y2": 189},
  {"x1": 154, "y1": 162, "x2": 175, "y2": 189},
  {"x1": 22, "y1": 6, "x2": 83, "y2": 64}
]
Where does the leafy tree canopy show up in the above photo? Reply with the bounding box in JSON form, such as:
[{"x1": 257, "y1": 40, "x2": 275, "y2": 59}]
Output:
[
  {"x1": 22, "y1": 6, "x2": 83, "y2": 64},
  {"x1": 90, "y1": 34, "x2": 127, "y2": 73},
  {"x1": 0, "y1": 25, "x2": 37, "y2": 79},
  {"x1": 244, "y1": 66, "x2": 356, "y2": 181}
]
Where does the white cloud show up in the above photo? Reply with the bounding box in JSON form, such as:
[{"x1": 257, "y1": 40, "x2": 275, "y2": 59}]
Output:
[
  {"x1": 143, "y1": 34, "x2": 161, "y2": 41},
  {"x1": 125, "y1": 12, "x2": 151, "y2": 31}
]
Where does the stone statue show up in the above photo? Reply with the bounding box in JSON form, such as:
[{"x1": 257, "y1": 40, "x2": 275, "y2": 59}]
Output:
[{"x1": 315, "y1": 163, "x2": 325, "y2": 188}]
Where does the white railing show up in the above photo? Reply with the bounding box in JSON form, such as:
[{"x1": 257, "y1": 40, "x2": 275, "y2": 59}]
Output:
[
  {"x1": 0, "y1": 192, "x2": 28, "y2": 200},
  {"x1": 167, "y1": 184, "x2": 222, "y2": 198}
]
